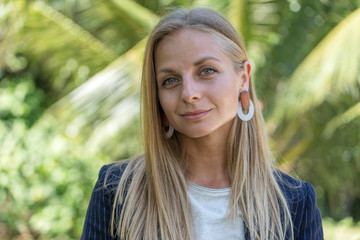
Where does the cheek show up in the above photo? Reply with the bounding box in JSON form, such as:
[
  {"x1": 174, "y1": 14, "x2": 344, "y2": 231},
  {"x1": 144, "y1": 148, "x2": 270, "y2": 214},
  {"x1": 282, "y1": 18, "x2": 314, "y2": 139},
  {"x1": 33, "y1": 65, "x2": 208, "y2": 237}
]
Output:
[
  {"x1": 215, "y1": 85, "x2": 239, "y2": 115},
  {"x1": 213, "y1": 80, "x2": 239, "y2": 104},
  {"x1": 158, "y1": 92, "x2": 176, "y2": 118},
  {"x1": 225, "y1": 94, "x2": 239, "y2": 114}
]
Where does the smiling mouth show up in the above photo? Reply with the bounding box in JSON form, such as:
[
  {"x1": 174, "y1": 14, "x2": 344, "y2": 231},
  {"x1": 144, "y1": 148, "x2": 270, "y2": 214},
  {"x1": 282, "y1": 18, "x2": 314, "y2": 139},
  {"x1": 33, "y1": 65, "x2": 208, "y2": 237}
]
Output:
[{"x1": 180, "y1": 109, "x2": 212, "y2": 120}]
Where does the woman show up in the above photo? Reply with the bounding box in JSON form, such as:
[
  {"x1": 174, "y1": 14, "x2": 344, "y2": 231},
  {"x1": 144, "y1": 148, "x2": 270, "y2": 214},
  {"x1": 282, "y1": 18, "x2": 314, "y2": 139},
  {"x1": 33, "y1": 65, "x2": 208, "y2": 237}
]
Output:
[{"x1": 81, "y1": 7, "x2": 323, "y2": 240}]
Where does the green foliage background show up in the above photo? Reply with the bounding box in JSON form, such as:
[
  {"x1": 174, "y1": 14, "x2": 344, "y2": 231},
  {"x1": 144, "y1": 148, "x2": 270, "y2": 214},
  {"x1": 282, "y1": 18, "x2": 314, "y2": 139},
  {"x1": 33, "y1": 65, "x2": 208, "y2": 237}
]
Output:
[{"x1": 0, "y1": 0, "x2": 359, "y2": 239}]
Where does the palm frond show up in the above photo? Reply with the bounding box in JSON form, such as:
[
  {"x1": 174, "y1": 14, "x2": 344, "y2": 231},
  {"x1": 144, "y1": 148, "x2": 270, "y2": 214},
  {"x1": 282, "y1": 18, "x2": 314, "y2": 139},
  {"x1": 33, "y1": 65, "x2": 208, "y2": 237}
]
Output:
[
  {"x1": 271, "y1": 8, "x2": 360, "y2": 123},
  {"x1": 228, "y1": 0, "x2": 250, "y2": 43},
  {"x1": 280, "y1": 138, "x2": 311, "y2": 165},
  {"x1": 14, "y1": 1, "x2": 119, "y2": 94},
  {"x1": 226, "y1": 0, "x2": 285, "y2": 78},
  {"x1": 7, "y1": 0, "x2": 157, "y2": 95},
  {"x1": 46, "y1": 40, "x2": 146, "y2": 150},
  {"x1": 30, "y1": 1, "x2": 117, "y2": 61},
  {"x1": 46, "y1": 0, "x2": 158, "y2": 55},
  {"x1": 107, "y1": 0, "x2": 159, "y2": 32},
  {"x1": 323, "y1": 101, "x2": 360, "y2": 138}
]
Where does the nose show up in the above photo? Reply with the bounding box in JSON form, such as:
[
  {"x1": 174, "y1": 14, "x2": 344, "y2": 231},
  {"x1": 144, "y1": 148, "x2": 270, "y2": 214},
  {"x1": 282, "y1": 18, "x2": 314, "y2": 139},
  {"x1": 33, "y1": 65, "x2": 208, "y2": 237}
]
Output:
[{"x1": 181, "y1": 74, "x2": 201, "y2": 103}]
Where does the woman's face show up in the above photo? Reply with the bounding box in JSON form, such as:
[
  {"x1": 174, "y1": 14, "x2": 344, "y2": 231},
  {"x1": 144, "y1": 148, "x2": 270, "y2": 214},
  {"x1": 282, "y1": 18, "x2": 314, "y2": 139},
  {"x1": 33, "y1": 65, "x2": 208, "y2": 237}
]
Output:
[{"x1": 154, "y1": 29, "x2": 246, "y2": 139}]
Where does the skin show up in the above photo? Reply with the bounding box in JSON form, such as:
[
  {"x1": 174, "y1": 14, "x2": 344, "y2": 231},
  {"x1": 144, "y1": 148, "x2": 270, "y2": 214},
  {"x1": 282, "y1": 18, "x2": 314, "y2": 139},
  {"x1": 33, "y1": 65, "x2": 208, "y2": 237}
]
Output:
[{"x1": 155, "y1": 29, "x2": 251, "y2": 188}]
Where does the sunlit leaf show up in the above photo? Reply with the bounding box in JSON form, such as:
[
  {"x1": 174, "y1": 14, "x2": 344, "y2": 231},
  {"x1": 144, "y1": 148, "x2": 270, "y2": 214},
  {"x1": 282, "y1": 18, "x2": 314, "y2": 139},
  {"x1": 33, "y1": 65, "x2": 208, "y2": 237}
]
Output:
[
  {"x1": 228, "y1": 0, "x2": 250, "y2": 43},
  {"x1": 229, "y1": 0, "x2": 283, "y2": 60},
  {"x1": 13, "y1": 1, "x2": 118, "y2": 94},
  {"x1": 323, "y1": 101, "x2": 360, "y2": 138},
  {"x1": 107, "y1": 0, "x2": 158, "y2": 31},
  {"x1": 271, "y1": 8, "x2": 360, "y2": 123},
  {"x1": 47, "y1": 40, "x2": 145, "y2": 151}
]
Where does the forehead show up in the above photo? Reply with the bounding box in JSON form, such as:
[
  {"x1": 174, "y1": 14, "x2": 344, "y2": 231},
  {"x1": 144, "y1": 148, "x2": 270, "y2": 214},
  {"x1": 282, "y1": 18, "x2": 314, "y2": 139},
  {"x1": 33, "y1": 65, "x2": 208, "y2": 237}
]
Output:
[
  {"x1": 154, "y1": 28, "x2": 230, "y2": 68},
  {"x1": 156, "y1": 28, "x2": 221, "y2": 52}
]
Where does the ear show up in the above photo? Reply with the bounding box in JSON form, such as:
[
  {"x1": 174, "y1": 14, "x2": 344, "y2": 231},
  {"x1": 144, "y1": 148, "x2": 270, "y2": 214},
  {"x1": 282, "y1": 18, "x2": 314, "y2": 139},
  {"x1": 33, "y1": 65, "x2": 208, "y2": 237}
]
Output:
[{"x1": 239, "y1": 61, "x2": 251, "y2": 92}]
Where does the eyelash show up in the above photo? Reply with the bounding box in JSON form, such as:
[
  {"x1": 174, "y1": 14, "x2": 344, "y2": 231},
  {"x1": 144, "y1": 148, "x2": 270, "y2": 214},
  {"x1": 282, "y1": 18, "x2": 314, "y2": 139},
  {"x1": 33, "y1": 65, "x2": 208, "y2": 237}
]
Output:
[
  {"x1": 200, "y1": 67, "x2": 217, "y2": 75},
  {"x1": 162, "y1": 77, "x2": 178, "y2": 86},
  {"x1": 160, "y1": 67, "x2": 217, "y2": 87}
]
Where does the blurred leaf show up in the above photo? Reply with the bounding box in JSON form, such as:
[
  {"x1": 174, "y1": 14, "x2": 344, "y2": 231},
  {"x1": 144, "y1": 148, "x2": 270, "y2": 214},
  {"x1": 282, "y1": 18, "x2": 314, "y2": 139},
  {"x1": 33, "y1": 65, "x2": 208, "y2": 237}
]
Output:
[
  {"x1": 53, "y1": 0, "x2": 158, "y2": 55},
  {"x1": 227, "y1": 0, "x2": 285, "y2": 73},
  {"x1": 47, "y1": 40, "x2": 145, "y2": 154},
  {"x1": 323, "y1": 217, "x2": 360, "y2": 240},
  {"x1": 3, "y1": 0, "x2": 158, "y2": 97},
  {"x1": 107, "y1": 0, "x2": 158, "y2": 31},
  {"x1": 25, "y1": 1, "x2": 116, "y2": 83},
  {"x1": 192, "y1": 0, "x2": 230, "y2": 13},
  {"x1": 323, "y1": 101, "x2": 360, "y2": 138},
  {"x1": 270, "y1": 8, "x2": 360, "y2": 123}
]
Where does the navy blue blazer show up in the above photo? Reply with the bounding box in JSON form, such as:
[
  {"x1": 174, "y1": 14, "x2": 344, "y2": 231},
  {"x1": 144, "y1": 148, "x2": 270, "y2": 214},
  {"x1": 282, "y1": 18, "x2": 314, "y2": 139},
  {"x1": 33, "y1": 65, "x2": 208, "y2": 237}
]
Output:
[{"x1": 81, "y1": 163, "x2": 323, "y2": 239}]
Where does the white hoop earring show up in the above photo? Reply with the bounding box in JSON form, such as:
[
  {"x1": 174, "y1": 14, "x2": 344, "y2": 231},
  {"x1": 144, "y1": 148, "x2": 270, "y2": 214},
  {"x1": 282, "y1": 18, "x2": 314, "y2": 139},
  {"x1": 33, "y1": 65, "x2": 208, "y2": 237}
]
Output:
[
  {"x1": 164, "y1": 124, "x2": 174, "y2": 139},
  {"x1": 238, "y1": 99, "x2": 254, "y2": 121}
]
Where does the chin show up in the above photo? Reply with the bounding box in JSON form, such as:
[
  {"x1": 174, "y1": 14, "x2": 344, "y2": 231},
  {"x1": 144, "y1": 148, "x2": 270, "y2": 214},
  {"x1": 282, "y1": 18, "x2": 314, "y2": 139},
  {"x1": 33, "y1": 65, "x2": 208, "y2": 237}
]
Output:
[{"x1": 179, "y1": 128, "x2": 215, "y2": 139}]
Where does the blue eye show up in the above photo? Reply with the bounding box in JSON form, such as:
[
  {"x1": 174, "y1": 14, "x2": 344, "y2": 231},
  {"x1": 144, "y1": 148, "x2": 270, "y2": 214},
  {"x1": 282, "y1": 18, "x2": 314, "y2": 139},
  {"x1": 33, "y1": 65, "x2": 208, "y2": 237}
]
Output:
[
  {"x1": 201, "y1": 68, "x2": 216, "y2": 75},
  {"x1": 162, "y1": 77, "x2": 178, "y2": 86}
]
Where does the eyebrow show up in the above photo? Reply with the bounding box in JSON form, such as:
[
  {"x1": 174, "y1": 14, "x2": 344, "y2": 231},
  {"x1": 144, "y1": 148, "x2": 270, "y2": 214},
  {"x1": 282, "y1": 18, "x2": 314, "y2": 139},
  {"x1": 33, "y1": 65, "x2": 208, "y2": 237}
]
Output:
[
  {"x1": 156, "y1": 56, "x2": 221, "y2": 75},
  {"x1": 193, "y1": 56, "x2": 221, "y2": 66},
  {"x1": 156, "y1": 68, "x2": 176, "y2": 75}
]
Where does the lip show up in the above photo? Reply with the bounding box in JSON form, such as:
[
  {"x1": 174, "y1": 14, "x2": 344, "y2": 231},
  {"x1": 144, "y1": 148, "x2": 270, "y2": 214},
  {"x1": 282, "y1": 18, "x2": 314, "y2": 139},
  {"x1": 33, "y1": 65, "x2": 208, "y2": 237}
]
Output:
[{"x1": 180, "y1": 109, "x2": 212, "y2": 120}]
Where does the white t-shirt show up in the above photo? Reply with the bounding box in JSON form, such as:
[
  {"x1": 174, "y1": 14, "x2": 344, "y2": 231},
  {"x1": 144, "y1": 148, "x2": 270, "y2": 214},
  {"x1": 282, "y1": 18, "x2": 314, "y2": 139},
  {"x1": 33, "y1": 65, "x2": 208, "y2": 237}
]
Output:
[{"x1": 187, "y1": 181, "x2": 245, "y2": 240}]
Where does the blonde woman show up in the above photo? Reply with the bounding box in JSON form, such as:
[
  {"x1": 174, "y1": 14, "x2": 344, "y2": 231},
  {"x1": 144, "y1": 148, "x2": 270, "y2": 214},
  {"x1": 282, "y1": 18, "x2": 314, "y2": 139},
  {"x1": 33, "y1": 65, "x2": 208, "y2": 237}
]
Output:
[{"x1": 81, "y1": 7, "x2": 323, "y2": 240}]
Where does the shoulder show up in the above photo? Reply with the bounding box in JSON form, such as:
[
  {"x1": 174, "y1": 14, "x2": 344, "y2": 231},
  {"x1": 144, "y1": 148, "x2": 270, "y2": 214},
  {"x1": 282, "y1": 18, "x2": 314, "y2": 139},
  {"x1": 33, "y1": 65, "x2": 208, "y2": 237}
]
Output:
[
  {"x1": 275, "y1": 171, "x2": 324, "y2": 239},
  {"x1": 81, "y1": 157, "x2": 147, "y2": 240},
  {"x1": 275, "y1": 170, "x2": 314, "y2": 203},
  {"x1": 100, "y1": 161, "x2": 129, "y2": 186},
  {"x1": 80, "y1": 161, "x2": 129, "y2": 240},
  {"x1": 100, "y1": 160, "x2": 129, "y2": 179},
  {"x1": 87, "y1": 161, "x2": 130, "y2": 206},
  {"x1": 98, "y1": 156, "x2": 146, "y2": 196},
  {"x1": 89, "y1": 161, "x2": 128, "y2": 194}
]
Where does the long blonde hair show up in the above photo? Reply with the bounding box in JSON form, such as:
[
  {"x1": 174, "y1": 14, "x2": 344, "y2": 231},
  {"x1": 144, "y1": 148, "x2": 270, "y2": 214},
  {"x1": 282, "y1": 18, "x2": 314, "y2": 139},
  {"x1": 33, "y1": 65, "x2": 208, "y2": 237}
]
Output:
[{"x1": 107, "y1": 7, "x2": 293, "y2": 240}]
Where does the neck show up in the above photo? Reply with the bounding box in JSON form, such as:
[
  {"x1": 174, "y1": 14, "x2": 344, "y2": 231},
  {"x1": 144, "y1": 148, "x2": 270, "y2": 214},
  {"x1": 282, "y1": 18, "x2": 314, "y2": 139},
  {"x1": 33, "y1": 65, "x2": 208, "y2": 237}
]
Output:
[{"x1": 182, "y1": 124, "x2": 233, "y2": 189}]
